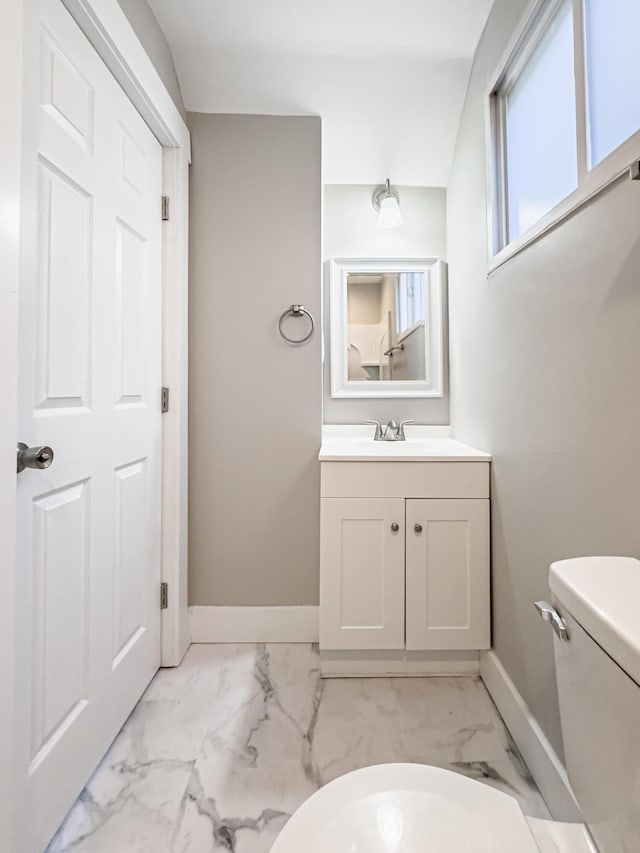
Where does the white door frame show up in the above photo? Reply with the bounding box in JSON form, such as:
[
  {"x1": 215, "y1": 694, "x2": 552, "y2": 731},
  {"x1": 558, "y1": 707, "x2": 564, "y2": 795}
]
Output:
[
  {"x1": 1, "y1": 2, "x2": 190, "y2": 848},
  {"x1": 57, "y1": 0, "x2": 192, "y2": 668}
]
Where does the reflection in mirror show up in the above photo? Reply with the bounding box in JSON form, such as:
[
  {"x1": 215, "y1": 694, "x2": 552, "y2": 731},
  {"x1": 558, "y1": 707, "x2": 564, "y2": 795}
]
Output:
[
  {"x1": 347, "y1": 272, "x2": 426, "y2": 382},
  {"x1": 330, "y1": 258, "x2": 444, "y2": 399}
]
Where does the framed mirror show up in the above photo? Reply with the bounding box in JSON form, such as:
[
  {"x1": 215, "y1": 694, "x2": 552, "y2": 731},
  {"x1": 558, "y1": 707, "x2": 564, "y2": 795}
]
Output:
[{"x1": 329, "y1": 258, "x2": 445, "y2": 398}]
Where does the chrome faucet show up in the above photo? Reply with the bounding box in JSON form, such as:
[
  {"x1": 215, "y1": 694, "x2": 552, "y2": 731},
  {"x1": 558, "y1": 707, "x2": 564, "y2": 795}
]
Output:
[{"x1": 366, "y1": 419, "x2": 415, "y2": 441}]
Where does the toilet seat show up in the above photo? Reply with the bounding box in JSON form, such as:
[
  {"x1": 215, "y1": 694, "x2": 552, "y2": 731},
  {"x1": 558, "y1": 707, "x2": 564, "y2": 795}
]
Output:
[{"x1": 271, "y1": 763, "x2": 540, "y2": 852}]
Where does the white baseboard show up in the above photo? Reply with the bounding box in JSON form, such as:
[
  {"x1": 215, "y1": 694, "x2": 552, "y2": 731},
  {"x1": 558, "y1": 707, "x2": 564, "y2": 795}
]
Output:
[
  {"x1": 321, "y1": 649, "x2": 479, "y2": 677},
  {"x1": 189, "y1": 605, "x2": 319, "y2": 643},
  {"x1": 480, "y1": 650, "x2": 581, "y2": 822}
]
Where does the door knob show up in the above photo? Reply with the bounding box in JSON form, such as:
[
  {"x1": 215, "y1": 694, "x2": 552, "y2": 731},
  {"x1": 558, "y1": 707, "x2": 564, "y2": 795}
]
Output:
[
  {"x1": 17, "y1": 442, "x2": 54, "y2": 474},
  {"x1": 390, "y1": 523, "x2": 400, "y2": 532},
  {"x1": 414, "y1": 523, "x2": 423, "y2": 533}
]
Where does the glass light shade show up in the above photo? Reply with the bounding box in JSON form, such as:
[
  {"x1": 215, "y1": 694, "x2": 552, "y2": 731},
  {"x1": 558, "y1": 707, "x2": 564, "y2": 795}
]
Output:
[{"x1": 377, "y1": 195, "x2": 403, "y2": 229}]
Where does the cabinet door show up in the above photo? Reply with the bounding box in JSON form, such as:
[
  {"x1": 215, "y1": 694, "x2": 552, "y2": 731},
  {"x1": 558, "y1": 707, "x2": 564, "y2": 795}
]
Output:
[
  {"x1": 406, "y1": 499, "x2": 490, "y2": 650},
  {"x1": 320, "y1": 498, "x2": 405, "y2": 650}
]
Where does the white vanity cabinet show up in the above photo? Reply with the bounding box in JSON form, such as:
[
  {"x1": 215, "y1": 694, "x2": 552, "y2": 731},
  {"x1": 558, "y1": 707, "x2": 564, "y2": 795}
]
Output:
[{"x1": 319, "y1": 450, "x2": 491, "y2": 662}]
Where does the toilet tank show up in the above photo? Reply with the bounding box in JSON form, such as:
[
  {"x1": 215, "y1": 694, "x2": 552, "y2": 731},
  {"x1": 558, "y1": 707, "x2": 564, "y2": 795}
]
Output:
[{"x1": 549, "y1": 557, "x2": 640, "y2": 853}]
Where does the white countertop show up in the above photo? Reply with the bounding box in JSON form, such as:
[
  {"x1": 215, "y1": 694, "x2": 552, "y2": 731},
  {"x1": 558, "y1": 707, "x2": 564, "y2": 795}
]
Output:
[{"x1": 319, "y1": 435, "x2": 491, "y2": 462}]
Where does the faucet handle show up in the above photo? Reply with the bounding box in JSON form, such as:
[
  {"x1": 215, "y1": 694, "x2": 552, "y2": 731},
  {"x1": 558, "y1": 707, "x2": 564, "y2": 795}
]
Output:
[
  {"x1": 398, "y1": 419, "x2": 415, "y2": 440},
  {"x1": 365, "y1": 420, "x2": 383, "y2": 441}
]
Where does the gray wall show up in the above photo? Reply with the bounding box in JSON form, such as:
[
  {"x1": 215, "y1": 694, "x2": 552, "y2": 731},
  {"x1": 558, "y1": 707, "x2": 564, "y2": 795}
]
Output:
[
  {"x1": 448, "y1": 0, "x2": 640, "y2": 757},
  {"x1": 188, "y1": 113, "x2": 322, "y2": 606},
  {"x1": 323, "y1": 184, "x2": 449, "y2": 424},
  {"x1": 117, "y1": 0, "x2": 186, "y2": 120}
]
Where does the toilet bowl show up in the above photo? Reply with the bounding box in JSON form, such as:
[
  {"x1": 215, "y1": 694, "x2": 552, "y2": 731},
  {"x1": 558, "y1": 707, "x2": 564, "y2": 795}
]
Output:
[{"x1": 270, "y1": 763, "x2": 595, "y2": 853}]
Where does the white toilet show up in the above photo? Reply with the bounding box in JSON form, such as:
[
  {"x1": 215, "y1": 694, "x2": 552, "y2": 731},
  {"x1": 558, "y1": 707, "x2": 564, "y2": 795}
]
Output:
[{"x1": 271, "y1": 556, "x2": 640, "y2": 852}]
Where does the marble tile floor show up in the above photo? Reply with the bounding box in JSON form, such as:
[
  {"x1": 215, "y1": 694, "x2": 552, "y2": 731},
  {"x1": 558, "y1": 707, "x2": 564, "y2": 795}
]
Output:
[{"x1": 47, "y1": 643, "x2": 550, "y2": 853}]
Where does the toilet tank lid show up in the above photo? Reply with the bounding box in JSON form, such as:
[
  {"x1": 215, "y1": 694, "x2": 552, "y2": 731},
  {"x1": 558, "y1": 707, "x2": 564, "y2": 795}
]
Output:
[{"x1": 550, "y1": 556, "x2": 640, "y2": 687}]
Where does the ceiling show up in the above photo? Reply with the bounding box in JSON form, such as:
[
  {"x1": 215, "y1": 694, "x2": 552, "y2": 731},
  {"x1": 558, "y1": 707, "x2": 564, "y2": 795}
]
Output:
[{"x1": 148, "y1": 0, "x2": 494, "y2": 186}]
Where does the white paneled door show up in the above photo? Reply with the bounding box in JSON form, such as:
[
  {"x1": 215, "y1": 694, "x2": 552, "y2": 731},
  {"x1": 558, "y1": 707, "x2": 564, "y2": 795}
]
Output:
[{"x1": 16, "y1": 2, "x2": 163, "y2": 850}]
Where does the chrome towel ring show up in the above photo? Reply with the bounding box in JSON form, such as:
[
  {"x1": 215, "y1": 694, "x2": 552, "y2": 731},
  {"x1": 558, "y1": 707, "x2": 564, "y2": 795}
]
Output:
[{"x1": 278, "y1": 304, "x2": 315, "y2": 345}]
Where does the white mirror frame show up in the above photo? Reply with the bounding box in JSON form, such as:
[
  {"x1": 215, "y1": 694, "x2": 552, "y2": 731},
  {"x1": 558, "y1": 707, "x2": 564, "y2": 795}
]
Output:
[{"x1": 330, "y1": 257, "x2": 445, "y2": 399}]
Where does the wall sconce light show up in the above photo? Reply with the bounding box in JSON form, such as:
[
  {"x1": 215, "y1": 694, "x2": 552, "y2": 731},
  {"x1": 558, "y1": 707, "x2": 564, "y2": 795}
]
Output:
[{"x1": 372, "y1": 178, "x2": 403, "y2": 229}]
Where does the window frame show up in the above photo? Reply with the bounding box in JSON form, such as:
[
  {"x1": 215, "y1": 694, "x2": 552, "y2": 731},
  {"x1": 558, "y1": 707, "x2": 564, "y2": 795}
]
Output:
[
  {"x1": 486, "y1": 0, "x2": 640, "y2": 271},
  {"x1": 395, "y1": 272, "x2": 426, "y2": 338}
]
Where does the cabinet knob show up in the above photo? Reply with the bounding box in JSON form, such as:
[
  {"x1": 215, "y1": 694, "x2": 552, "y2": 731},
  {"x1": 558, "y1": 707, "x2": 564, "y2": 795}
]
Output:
[
  {"x1": 390, "y1": 522, "x2": 400, "y2": 532},
  {"x1": 414, "y1": 523, "x2": 423, "y2": 533}
]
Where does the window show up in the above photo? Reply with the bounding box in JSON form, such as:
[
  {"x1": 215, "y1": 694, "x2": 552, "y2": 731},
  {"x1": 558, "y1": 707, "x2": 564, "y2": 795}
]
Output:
[
  {"x1": 395, "y1": 272, "x2": 425, "y2": 337},
  {"x1": 584, "y1": 0, "x2": 640, "y2": 167},
  {"x1": 489, "y1": 0, "x2": 640, "y2": 261},
  {"x1": 505, "y1": 0, "x2": 576, "y2": 241}
]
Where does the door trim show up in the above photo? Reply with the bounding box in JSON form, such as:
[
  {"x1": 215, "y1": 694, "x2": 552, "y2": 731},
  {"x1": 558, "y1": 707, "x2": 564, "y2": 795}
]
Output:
[
  {"x1": 56, "y1": 0, "x2": 191, "y2": 668},
  {"x1": 60, "y1": 0, "x2": 190, "y2": 152}
]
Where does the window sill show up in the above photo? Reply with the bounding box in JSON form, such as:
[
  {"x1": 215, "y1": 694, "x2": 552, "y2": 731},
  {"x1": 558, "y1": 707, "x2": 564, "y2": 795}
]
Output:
[{"x1": 398, "y1": 320, "x2": 425, "y2": 343}]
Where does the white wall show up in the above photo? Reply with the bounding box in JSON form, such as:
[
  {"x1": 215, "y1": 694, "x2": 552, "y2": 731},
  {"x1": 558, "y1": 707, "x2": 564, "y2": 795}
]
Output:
[
  {"x1": 448, "y1": 0, "x2": 640, "y2": 757},
  {"x1": 323, "y1": 184, "x2": 449, "y2": 424},
  {"x1": 147, "y1": 0, "x2": 494, "y2": 185}
]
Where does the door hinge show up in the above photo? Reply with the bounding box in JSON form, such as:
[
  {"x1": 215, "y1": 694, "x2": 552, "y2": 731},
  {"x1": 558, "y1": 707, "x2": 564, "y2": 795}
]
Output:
[
  {"x1": 161, "y1": 195, "x2": 170, "y2": 221},
  {"x1": 160, "y1": 582, "x2": 168, "y2": 610},
  {"x1": 161, "y1": 386, "x2": 169, "y2": 413}
]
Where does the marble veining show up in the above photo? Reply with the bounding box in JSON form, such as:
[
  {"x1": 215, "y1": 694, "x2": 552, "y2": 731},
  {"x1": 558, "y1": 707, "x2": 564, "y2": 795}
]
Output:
[{"x1": 47, "y1": 644, "x2": 549, "y2": 853}]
